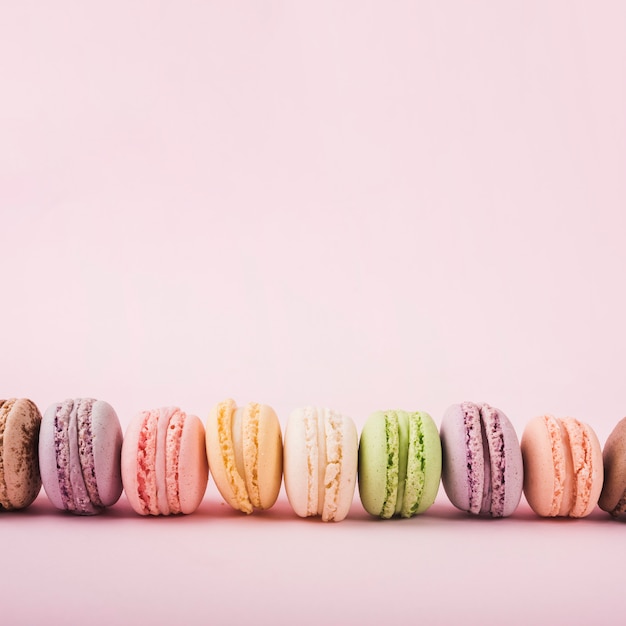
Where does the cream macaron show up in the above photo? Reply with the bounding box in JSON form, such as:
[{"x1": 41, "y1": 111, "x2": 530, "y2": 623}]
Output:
[{"x1": 284, "y1": 406, "x2": 358, "y2": 522}]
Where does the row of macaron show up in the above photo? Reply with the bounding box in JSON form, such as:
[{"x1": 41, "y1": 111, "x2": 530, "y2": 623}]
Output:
[{"x1": 1, "y1": 397, "x2": 625, "y2": 521}]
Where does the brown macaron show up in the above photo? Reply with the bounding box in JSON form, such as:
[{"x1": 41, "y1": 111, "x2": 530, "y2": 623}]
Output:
[
  {"x1": 0, "y1": 398, "x2": 42, "y2": 510},
  {"x1": 599, "y1": 417, "x2": 626, "y2": 516}
]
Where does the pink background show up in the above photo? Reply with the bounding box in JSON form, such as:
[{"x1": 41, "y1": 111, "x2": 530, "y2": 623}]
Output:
[{"x1": 2, "y1": 2, "x2": 625, "y2": 623}]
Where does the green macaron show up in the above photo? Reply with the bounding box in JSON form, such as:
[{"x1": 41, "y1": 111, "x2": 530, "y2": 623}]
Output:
[{"x1": 358, "y1": 410, "x2": 441, "y2": 518}]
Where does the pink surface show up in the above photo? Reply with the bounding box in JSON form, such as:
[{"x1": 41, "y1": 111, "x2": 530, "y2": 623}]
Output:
[{"x1": 1, "y1": 1, "x2": 625, "y2": 623}]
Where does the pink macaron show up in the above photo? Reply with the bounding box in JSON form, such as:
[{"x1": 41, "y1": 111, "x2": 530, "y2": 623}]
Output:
[{"x1": 122, "y1": 407, "x2": 208, "y2": 515}]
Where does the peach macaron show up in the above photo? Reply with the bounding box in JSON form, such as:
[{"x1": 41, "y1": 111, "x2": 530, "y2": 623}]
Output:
[{"x1": 521, "y1": 415, "x2": 603, "y2": 517}]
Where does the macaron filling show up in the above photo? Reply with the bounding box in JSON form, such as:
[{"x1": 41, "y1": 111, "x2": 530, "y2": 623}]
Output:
[
  {"x1": 76, "y1": 398, "x2": 102, "y2": 509},
  {"x1": 68, "y1": 400, "x2": 94, "y2": 513},
  {"x1": 462, "y1": 402, "x2": 484, "y2": 514},
  {"x1": 137, "y1": 409, "x2": 159, "y2": 515},
  {"x1": 402, "y1": 412, "x2": 426, "y2": 518},
  {"x1": 322, "y1": 408, "x2": 343, "y2": 522},
  {"x1": 303, "y1": 406, "x2": 320, "y2": 516},
  {"x1": 242, "y1": 403, "x2": 261, "y2": 508},
  {"x1": 480, "y1": 404, "x2": 505, "y2": 517}
]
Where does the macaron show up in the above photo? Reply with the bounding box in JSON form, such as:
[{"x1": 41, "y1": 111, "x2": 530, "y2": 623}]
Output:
[
  {"x1": 521, "y1": 415, "x2": 603, "y2": 518},
  {"x1": 599, "y1": 417, "x2": 626, "y2": 516},
  {"x1": 39, "y1": 398, "x2": 123, "y2": 515},
  {"x1": 122, "y1": 407, "x2": 208, "y2": 516},
  {"x1": 440, "y1": 402, "x2": 523, "y2": 517},
  {"x1": 284, "y1": 406, "x2": 358, "y2": 522},
  {"x1": 0, "y1": 398, "x2": 42, "y2": 510},
  {"x1": 358, "y1": 410, "x2": 441, "y2": 518},
  {"x1": 206, "y1": 399, "x2": 282, "y2": 514}
]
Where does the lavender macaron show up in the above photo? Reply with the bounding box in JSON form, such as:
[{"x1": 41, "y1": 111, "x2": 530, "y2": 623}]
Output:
[
  {"x1": 440, "y1": 402, "x2": 523, "y2": 517},
  {"x1": 39, "y1": 398, "x2": 123, "y2": 515}
]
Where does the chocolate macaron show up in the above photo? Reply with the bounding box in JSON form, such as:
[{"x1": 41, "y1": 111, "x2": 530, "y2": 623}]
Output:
[
  {"x1": 599, "y1": 417, "x2": 626, "y2": 516},
  {"x1": 0, "y1": 398, "x2": 42, "y2": 510}
]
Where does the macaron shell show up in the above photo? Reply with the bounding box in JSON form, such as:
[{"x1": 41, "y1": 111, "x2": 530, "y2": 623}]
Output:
[
  {"x1": 284, "y1": 407, "x2": 316, "y2": 517},
  {"x1": 440, "y1": 403, "x2": 474, "y2": 513},
  {"x1": 120, "y1": 413, "x2": 144, "y2": 514},
  {"x1": 91, "y1": 401, "x2": 123, "y2": 507},
  {"x1": 521, "y1": 416, "x2": 561, "y2": 516},
  {"x1": 358, "y1": 410, "x2": 393, "y2": 517},
  {"x1": 0, "y1": 398, "x2": 42, "y2": 510},
  {"x1": 39, "y1": 402, "x2": 65, "y2": 510},
  {"x1": 254, "y1": 403, "x2": 283, "y2": 510},
  {"x1": 599, "y1": 417, "x2": 626, "y2": 515},
  {"x1": 585, "y1": 425, "x2": 604, "y2": 516},
  {"x1": 317, "y1": 409, "x2": 329, "y2": 517},
  {"x1": 177, "y1": 414, "x2": 208, "y2": 514}
]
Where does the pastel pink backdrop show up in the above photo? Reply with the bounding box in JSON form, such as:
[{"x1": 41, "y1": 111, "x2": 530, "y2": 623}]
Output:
[{"x1": 1, "y1": 2, "x2": 625, "y2": 624}]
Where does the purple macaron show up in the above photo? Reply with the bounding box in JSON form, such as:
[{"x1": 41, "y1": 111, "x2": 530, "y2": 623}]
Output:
[
  {"x1": 39, "y1": 398, "x2": 123, "y2": 515},
  {"x1": 440, "y1": 402, "x2": 523, "y2": 517}
]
